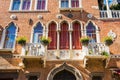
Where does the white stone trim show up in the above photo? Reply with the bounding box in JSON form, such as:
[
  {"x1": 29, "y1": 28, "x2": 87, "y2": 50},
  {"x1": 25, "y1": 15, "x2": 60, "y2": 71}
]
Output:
[{"x1": 47, "y1": 63, "x2": 83, "y2": 80}]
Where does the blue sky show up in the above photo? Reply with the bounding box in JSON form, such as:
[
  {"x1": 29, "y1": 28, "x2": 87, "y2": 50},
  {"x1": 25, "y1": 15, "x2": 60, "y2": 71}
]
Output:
[{"x1": 104, "y1": 0, "x2": 113, "y2": 4}]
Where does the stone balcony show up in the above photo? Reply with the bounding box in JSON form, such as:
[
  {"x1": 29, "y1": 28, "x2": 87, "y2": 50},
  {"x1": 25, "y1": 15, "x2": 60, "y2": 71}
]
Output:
[
  {"x1": 100, "y1": 10, "x2": 120, "y2": 19},
  {"x1": 21, "y1": 42, "x2": 110, "y2": 60}
]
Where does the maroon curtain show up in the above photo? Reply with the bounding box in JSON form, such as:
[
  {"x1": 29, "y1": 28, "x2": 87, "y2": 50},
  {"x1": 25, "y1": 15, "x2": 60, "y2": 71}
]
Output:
[
  {"x1": 48, "y1": 22, "x2": 57, "y2": 49},
  {"x1": 72, "y1": 22, "x2": 82, "y2": 49},
  {"x1": 60, "y1": 22, "x2": 69, "y2": 49}
]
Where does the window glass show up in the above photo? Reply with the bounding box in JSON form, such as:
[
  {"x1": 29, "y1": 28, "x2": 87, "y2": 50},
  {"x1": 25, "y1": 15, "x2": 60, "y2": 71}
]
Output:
[
  {"x1": 33, "y1": 22, "x2": 43, "y2": 43},
  {"x1": 37, "y1": 0, "x2": 46, "y2": 10},
  {"x1": 71, "y1": 0, "x2": 79, "y2": 8},
  {"x1": 28, "y1": 76, "x2": 38, "y2": 80},
  {"x1": 12, "y1": 0, "x2": 20, "y2": 10},
  {"x1": 22, "y1": 0, "x2": 31, "y2": 10},
  {"x1": 61, "y1": 0, "x2": 69, "y2": 8},
  {"x1": 92, "y1": 76, "x2": 102, "y2": 80},
  {"x1": 86, "y1": 22, "x2": 96, "y2": 43},
  {"x1": 4, "y1": 23, "x2": 16, "y2": 48}
]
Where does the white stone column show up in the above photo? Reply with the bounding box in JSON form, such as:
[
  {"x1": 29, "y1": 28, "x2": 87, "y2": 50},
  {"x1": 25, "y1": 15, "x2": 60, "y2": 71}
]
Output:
[
  {"x1": 0, "y1": 29, "x2": 6, "y2": 49},
  {"x1": 106, "y1": 0, "x2": 112, "y2": 18}
]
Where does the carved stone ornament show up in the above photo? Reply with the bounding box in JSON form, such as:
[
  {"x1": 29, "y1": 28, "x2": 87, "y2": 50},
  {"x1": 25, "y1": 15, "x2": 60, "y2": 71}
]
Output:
[
  {"x1": 107, "y1": 30, "x2": 117, "y2": 40},
  {"x1": 10, "y1": 14, "x2": 17, "y2": 20}
]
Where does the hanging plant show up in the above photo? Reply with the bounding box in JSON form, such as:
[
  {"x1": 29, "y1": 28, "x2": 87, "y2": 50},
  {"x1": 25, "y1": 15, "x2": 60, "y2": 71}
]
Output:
[
  {"x1": 101, "y1": 51, "x2": 109, "y2": 57},
  {"x1": 80, "y1": 37, "x2": 89, "y2": 46},
  {"x1": 40, "y1": 36, "x2": 52, "y2": 46},
  {"x1": 104, "y1": 36, "x2": 113, "y2": 46},
  {"x1": 16, "y1": 37, "x2": 27, "y2": 46}
]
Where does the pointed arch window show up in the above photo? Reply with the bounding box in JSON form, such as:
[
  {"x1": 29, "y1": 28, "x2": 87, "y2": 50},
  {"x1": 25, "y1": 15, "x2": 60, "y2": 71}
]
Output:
[
  {"x1": 60, "y1": 22, "x2": 69, "y2": 49},
  {"x1": 33, "y1": 22, "x2": 43, "y2": 43},
  {"x1": 48, "y1": 22, "x2": 57, "y2": 50},
  {"x1": 4, "y1": 23, "x2": 17, "y2": 48},
  {"x1": 72, "y1": 21, "x2": 82, "y2": 49},
  {"x1": 86, "y1": 21, "x2": 97, "y2": 43}
]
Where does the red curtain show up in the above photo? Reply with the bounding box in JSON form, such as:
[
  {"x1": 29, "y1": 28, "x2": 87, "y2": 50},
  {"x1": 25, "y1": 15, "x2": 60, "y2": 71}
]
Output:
[
  {"x1": 48, "y1": 22, "x2": 57, "y2": 49},
  {"x1": 72, "y1": 22, "x2": 82, "y2": 49},
  {"x1": 60, "y1": 22, "x2": 69, "y2": 49}
]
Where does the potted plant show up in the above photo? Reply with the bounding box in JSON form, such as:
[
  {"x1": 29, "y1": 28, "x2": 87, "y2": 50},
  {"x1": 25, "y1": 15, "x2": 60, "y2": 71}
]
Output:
[
  {"x1": 16, "y1": 37, "x2": 27, "y2": 46},
  {"x1": 104, "y1": 36, "x2": 113, "y2": 46},
  {"x1": 80, "y1": 37, "x2": 89, "y2": 46},
  {"x1": 101, "y1": 51, "x2": 109, "y2": 57},
  {"x1": 40, "y1": 36, "x2": 52, "y2": 46}
]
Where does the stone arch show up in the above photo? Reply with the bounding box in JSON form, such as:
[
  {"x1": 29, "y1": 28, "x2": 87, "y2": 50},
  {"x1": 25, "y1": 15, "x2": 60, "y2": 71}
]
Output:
[{"x1": 47, "y1": 63, "x2": 83, "y2": 80}]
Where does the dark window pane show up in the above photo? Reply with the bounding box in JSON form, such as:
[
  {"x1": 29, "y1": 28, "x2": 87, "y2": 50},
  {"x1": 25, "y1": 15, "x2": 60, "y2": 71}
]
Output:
[
  {"x1": 92, "y1": 76, "x2": 102, "y2": 80},
  {"x1": 28, "y1": 76, "x2": 37, "y2": 80}
]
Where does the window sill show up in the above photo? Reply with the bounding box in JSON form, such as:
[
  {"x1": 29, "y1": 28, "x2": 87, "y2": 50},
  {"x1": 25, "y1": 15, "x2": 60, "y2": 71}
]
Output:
[
  {"x1": 59, "y1": 7, "x2": 82, "y2": 12},
  {"x1": 8, "y1": 10, "x2": 49, "y2": 13}
]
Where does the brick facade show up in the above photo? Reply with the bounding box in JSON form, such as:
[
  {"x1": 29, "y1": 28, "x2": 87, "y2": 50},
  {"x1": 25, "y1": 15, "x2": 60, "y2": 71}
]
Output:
[{"x1": 0, "y1": 0, "x2": 120, "y2": 80}]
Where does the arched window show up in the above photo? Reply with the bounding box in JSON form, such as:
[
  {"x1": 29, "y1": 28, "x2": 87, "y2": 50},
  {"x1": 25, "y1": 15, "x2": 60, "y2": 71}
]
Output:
[
  {"x1": 33, "y1": 22, "x2": 43, "y2": 43},
  {"x1": 60, "y1": 21, "x2": 69, "y2": 49},
  {"x1": 72, "y1": 21, "x2": 82, "y2": 49},
  {"x1": 4, "y1": 23, "x2": 16, "y2": 48},
  {"x1": 86, "y1": 21, "x2": 97, "y2": 43},
  {"x1": 53, "y1": 70, "x2": 76, "y2": 80},
  {"x1": 48, "y1": 22, "x2": 57, "y2": 50}
]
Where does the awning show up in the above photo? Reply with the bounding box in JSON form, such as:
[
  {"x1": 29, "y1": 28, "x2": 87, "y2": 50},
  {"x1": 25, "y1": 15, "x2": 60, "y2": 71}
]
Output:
[{"x1": 0, "y1": 57, "x2": 20, "y2": 71}]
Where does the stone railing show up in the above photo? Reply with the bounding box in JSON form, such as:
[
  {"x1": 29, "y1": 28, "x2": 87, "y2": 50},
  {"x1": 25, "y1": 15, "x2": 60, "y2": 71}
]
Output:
[
  {"x1": 22, "y1": 43, "x2": 45, "y2": 57},
  {"x1": 100, "y1": 10, "x2": 120, "y2": 19},
  {"x1": 87, "y1": 43, "x2": 110, "y2": 56}
]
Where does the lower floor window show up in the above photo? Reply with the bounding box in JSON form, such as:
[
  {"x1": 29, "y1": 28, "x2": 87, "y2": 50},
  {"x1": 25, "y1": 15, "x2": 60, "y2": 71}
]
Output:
[
  {"x1": 92, "y1": 76, "x2": 102, "y2": 80},
  {"x1": 28, "y1": 76, "x2": 38, "y2": 80}
]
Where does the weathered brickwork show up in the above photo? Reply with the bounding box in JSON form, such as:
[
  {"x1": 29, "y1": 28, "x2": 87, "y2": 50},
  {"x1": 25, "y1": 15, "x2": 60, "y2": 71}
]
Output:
[{"x1": 0, "y1": 0, "x2": 120, "y2": 80}]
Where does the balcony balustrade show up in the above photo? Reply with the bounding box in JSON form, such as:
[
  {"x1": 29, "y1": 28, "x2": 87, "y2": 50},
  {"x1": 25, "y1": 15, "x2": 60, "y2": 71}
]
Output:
[
  {"x1": 100, "y1": 10, "x2": 120, "y2": 19},
  {"x1": 22, "y1": 43, "x2": 109, "y2": 60}
]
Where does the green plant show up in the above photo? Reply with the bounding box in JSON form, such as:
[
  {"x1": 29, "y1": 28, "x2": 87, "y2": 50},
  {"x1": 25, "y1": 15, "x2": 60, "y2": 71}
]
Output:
[
  {"x1": 110, "y1": 4, "x2": 120, "y2": 10},
  {"x1": 101, "y1": 51, "x2": 109, "y2": 57},
  {"x1": 80, "y1": 37, "x2": 89, "y2": 46},
  {"x1": 17, "y1": 37, "x2": 27, "y2": 46},
  {"x1": 104, "y1": 36, "x2": 113, "y2": 46},
  {"x1": 40, "y1": 36, "x2": 52, "y2": 46}
]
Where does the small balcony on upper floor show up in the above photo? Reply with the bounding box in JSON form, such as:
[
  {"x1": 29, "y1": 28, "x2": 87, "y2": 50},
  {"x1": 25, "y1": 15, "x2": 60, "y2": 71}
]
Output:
[{"x1": 98, "y1": 0, "x2": 120, "y2": 19}]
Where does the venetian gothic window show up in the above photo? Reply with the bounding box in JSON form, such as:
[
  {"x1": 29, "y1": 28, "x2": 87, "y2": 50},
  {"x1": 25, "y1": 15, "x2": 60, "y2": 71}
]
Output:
[
  {"x1": 72, "y1": 21, "x2": 82, "y2": 49},
  {"x1": 4, "y1": 23, "x2": 17, "y2": 48},
  {"x1": 48, "y1": 22, "x2": 57, "y2": 50},
  {"x1": 32, "y1": 22, "x2": 43, "y2": 43},
  {"x1": 60, "y1": 21, "x2": 69, "y2": 49},
  {"x1": 86, "y1": 21, "x2": 97, "y2": 43}
]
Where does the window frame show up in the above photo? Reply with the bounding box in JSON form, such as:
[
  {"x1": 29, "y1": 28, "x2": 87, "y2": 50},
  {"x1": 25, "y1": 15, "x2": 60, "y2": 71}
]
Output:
[
  {"x1": 35, "y1": 0, "x2": 48, "y2": 11},
  {"x1": 9, "y1": 0, "x2": 32, "y2": 11},
  {"x1": 59, "y1": 0, "x2": 82, "y2": 9}
]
